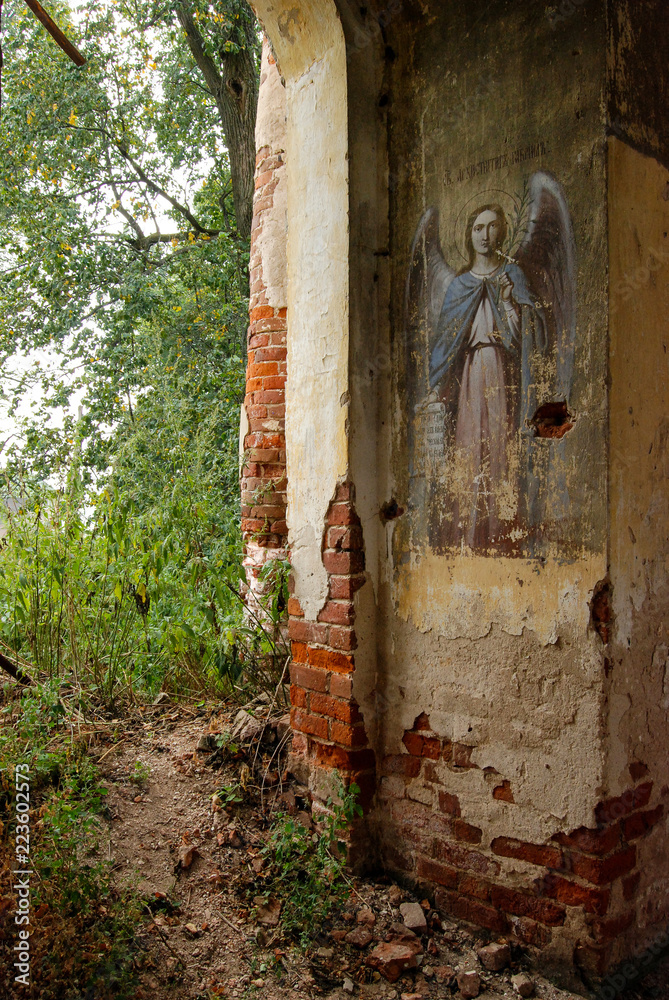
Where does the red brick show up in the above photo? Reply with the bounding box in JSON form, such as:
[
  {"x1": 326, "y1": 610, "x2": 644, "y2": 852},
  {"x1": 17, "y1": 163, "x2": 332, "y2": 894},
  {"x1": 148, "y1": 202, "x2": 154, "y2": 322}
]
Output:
[
  {"x1": 435, "y1": 841, "x2": 500, "y2": 878},
  {"x1": 439, "y1": 791, "x2": 461, "y2": 817},
  {"x1": 458, "y1": 873, "x2": 492, "y2": 901},
  {"x1": 270, "y1": 520, "x2": 288, "y2": 535},
  {"x1": 307, "y1": 647, "x2": 354, "y2": 673},
  {"x1": 245, "y1": 377, "x2": 263, "y2": 393},
  {"x1": 323, "y1": 550, "x2": 365, "y2": 575},
  {"x1": 595, "y1": 783, "x2": 653, "y2": 826},
  {"x1": 250, "y1": 306, "x2": 274, "y2": 323},
  {"x1": 538, "y1": 874, "x2": 610, "y2": 916},
  {"x1": 493, "y1": 780, "x2": 515, "y2": 803},
  {"x1": 329, "y1": 575, "x2": 367, "y2": 600},
  {"x1": 331, "y1": 721, "x2": 368, "y2": 748},
  {"x1": 326, "y1": 525, "x2": 364, "y2": 550},
  {"x1": 314, "y1": 743, "x2": 375, "y2": 772},
  {"x1": 247, "y1": 362, "x2": 279, "y2": 379},
  {"x1": 553, "y1": 823, "x2": 621, "y2": 857},
  {"x1": 290, "y1": 663, "x2": 328, "y2": 693},
  {"x1": 291, "y1": 642, "x2": 308, "y2": 663},
  {"x1": 568, "y1": 846, "x2": 637, "y2": 886},
  {"x1": 263, "y1": 376, "x2": 286, "y2": 390},
  {"x1": 381, "y1": 754, "x2": 422, "y2": 778},
  {"x1": 622, "y1": 805, "x2": 664, "y2": 841},
  {"x1": 402, "y1": 731, "x2": 441, "y2": 760},
  {"x1": 453, "y1": 820, "x2": 483, "y2": 845},
  {"x1": 416, "y1": 857, "x2": 458, "y2": 888},
  {"x1": 288, "y1": 619, "x2": 328, "y2": 644},
  {"x1": 330, "y1": 673, "x2": 353, "y2": 700},
  {"x1": 491, "y1": 837, "x2": 563, "y2": 869},
  {"x1": 490, "y1": 886, "x2": 566, "y2": 926},
  {"x1": 317, "y1": 601, "x2": 355, "y2": 626},
  {"x1": 254, "y1": 347, "x2": 286, "y2": 362},
  {"x1": 422, "y1": 762, "x2": 443, "y2": 785},
  {"x1": 291, "y1": 708, "x2": 328, "y2": 740},
  {"x1": 310, "y1": 693, "x2": 361, "y2": 724},
  {"x1": 452, "y1": 743, "x2": 476, "y2": 768},
  {"x1": 435, "y1": 888, "x2": 508, "y2": 934},
  {"x1": 334, "y1": 482, "x2": 353, "y2": 501},
  {"x1": 241, "y1": 519, "x2": 267, "y2": 533},
  {"x1": 287, "y1": 597, "x2": 304, "y2": 618},
  {"x1": 328, "y1": 626, "x2": 357, "y2": 651},
  {"x1": 327, "y1": 502, "x2": 358, "y2": 526},
  {"x1": 290, "y1": 684, "x2": 307, "y2": 709},
  {"x1": 508, "y1": 916, "x2": 552, "y2": 949}
]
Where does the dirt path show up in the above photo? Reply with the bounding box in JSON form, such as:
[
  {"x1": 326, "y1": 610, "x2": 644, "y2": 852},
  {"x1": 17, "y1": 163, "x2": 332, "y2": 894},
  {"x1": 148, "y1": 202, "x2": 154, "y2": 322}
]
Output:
[{"x1": 98, "y1": 706, "x2": 665, "y2": 1000}]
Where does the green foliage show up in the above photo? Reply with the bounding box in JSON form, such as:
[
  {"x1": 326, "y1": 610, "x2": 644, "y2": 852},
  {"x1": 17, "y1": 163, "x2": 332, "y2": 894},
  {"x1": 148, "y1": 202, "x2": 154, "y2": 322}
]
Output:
[
  {"x1": 1, "y1": 0, "x2": 253, "y2": 480},
  {"x1": 262, "y1": 782, "x2": 364, "y2": 947},
  {"x1": 0, "y1": 682, "x2": 143, "y2": 998}
]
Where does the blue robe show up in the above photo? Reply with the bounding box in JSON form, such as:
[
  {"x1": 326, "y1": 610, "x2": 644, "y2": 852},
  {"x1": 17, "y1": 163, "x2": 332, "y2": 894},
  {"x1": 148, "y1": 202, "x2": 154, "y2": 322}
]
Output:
[{"x1": 430, "y1": 263, "x2": 547, "y2": 434}]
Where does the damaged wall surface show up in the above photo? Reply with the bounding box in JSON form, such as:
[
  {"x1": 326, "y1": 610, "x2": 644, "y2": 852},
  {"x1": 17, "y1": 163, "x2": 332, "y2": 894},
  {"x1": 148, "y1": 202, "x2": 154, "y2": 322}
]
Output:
[{"x1": 245, "y1": 0, "x2": 669, "y2": 985}]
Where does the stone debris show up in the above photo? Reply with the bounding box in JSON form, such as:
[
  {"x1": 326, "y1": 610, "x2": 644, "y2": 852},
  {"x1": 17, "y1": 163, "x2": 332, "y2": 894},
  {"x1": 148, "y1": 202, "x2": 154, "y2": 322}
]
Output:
[
  {"x1": 434, "y1": 964, "x2": 455, "y2": 983},
  {"x1": 400, "y1": 901, "x2": 428, "y2": 934},
  {"x1": 343, "y1": 977, "x2": 355, "y2": 994},
  {"x1": 356, "y1": 906, "x2": 376, "y2": 926},
  {"x1": 388, "y1": 884, "x2": 405, "y2": 906},
  {"x1": 457, "y1": 970, "x2": 482, "y2": 998},
  {"x1": 477, "y1": 941, "x2": 510, "y2": 971},
  {"x1": 512, "y1": 972, "x2": 535, "y2": 997},
  {"x1": 386, "y1": 922, "x2": 423, "y2": 954},
  {"x1": 366, "y1": 942, "x2": 420, "y2": 982},
  {"x1": 344, "y1": 925, "x2": 374, "y2": 949}
]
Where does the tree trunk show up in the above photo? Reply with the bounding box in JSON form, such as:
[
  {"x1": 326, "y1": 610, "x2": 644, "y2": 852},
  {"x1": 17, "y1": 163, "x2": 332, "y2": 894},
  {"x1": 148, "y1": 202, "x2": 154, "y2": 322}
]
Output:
[{"x1": 176, "y1": 2, "x2": 259, "y2": 239}]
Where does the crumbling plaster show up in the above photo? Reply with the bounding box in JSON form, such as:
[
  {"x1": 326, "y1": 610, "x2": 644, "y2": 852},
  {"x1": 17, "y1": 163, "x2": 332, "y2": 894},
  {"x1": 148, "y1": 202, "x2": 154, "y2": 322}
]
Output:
[
  {"x1": 254, "y1": 45, "x2": 287, "y2": 312},
  {"x1": 250, "y1": 0, "x2": 350, "y2": 622}
]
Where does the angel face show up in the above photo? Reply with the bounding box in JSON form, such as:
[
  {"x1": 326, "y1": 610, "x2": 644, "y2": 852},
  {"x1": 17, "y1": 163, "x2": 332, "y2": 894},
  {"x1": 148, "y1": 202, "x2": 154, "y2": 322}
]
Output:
[{"x1": 471, "y1": 209, "x2": 504, "y2": 257}]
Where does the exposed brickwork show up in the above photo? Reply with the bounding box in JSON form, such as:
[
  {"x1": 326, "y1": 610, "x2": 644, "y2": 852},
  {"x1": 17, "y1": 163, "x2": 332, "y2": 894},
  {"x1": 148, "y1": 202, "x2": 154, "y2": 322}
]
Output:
[
  {"x1": 288, "y1": 482, "x2": 375, "y2": 812},
  {"x1": 377, "y1": 714, "x2": 664, "y2": 971},
  {"x1": 241, "y1": 44, "x2": 288, "y2": 608}
]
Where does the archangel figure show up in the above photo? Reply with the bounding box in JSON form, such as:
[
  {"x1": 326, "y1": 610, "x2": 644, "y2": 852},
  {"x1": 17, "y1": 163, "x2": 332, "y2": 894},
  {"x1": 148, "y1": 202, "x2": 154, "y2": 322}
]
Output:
[{"x1": 404, "y1": 172, "x2": 576, "y2": 555}]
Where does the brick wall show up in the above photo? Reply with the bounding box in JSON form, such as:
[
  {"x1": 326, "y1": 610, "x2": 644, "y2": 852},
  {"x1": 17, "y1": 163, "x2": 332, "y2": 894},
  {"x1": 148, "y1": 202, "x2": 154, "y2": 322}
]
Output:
[
  {"x1": 377, "y1": 712, "x2": 666, "y2": 977},
  {"x1": 287, "y1": 482, "x2": 376, "y2": 826}
]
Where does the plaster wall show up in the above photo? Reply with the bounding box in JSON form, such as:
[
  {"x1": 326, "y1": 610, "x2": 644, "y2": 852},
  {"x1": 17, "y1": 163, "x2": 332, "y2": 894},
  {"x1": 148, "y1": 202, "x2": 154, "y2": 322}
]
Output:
[
  {"x1": 251, "y1": 0, "x2": 350, "y2": 622},
  {"x1": 254, "y1": 44, "x2": 287, "y2": 312},
  {"x1": 607, "y1": 135, "x2": 669, "y2": 953},
  {"x1": 357, "y1": 0, "x2": 610, "y2": 840}
]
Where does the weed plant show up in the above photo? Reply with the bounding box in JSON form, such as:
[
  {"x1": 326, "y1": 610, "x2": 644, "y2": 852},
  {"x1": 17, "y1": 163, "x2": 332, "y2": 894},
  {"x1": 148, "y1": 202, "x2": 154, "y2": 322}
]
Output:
[
  {"x1": 0, "y1": 681, "x2": 143, "y2": 998},
  {"x1": 261, "y1": 781, "x2": 363, "y2": 948},
  {"x1": 0, "y1": 477, "x2": 290, "y2": 708}
]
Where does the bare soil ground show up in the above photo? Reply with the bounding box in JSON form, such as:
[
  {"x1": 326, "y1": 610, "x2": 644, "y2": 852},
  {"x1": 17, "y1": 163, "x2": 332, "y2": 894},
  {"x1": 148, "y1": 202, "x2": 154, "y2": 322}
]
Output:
[
  {"x1": 3, "y1": 696, "x2": 668, "y2": 1000},
  {"x1": 93, "y1": 702, "x2": 592, "y2": 1000}
]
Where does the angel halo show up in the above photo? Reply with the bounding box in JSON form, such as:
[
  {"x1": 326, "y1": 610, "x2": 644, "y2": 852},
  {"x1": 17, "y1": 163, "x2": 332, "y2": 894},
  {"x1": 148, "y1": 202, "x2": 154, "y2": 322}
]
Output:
[{"x1": 404, "y1": 170, "x2": 576, "y2": 557}]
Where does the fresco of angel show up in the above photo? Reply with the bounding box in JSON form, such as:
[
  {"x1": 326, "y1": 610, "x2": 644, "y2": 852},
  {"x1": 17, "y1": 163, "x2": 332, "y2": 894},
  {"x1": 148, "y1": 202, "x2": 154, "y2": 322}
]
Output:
[{"x1": 404, "y1": 171, "x2": 577, "y2": 555}]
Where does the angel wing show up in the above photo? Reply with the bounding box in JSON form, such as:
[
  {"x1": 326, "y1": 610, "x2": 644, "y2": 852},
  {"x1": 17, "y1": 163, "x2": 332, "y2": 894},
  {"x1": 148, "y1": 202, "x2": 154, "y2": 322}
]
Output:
[
  {"x1": 516, "y1": 171, "x2": 577, "y2": 403},
  {"x1": 403, "y1": 207, "x2": 456, "y2": 412}
]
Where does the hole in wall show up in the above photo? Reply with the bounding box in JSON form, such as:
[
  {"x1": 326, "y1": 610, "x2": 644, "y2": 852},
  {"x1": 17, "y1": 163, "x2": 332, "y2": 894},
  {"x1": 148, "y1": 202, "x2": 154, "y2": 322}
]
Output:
[
  {"x1": 379, "y1": 498, "x2": 405, "y2": 523},
  {"x1": 590, "y1": 578, "x2": 614, "y2": 645},
  {"x1": 530, "y1": 401, "x2": 574, "y2": 439}
]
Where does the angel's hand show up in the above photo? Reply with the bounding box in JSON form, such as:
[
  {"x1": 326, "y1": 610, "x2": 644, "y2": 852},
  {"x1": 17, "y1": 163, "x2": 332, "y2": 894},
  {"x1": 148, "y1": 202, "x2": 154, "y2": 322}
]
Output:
[{"x1": 499, "y1": 272, "x2": 515, "y2": 303}]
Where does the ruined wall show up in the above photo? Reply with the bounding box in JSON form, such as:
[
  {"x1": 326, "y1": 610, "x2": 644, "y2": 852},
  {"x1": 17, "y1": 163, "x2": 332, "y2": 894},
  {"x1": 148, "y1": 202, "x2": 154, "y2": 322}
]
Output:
[
  {"x1": 248, "y1": 0, "x2": 669, "y2": 982},
  {"x1": 605, "y1": 136, "x2": 669, "y2": 962},
  {"x1": 241, "y1": 40, "x2": 289, "y2": 597}
]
